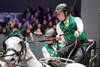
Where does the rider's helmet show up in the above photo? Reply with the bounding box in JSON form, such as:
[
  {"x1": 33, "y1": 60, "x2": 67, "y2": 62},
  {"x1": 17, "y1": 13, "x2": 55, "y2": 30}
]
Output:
[{"x1": 55, "y1": 3, "x2": 70, "y2": 15}]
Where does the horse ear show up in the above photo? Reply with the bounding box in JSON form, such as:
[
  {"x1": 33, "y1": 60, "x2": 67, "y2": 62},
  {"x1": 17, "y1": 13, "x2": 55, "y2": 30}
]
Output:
[
  {"x1": 18, "y1": 35, "x2": 25, "y2": 42},
  {"x1": 3, "y1": 36, "x2": 12, "y2": 51}
]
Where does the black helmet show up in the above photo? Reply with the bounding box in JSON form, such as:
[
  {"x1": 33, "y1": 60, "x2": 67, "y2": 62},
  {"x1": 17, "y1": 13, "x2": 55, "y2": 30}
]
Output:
[{"x1": 55, "y1": 3, "x2": 69, "y2": 12}]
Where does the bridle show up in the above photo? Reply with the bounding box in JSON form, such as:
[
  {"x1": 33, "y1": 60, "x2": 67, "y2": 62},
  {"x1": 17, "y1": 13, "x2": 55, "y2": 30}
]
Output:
[{"x1": 3, "y1": 36, "x2": 27, "y2": 66}]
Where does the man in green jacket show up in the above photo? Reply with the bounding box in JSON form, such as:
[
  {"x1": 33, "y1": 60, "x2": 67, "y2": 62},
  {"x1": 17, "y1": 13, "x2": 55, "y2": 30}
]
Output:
[
  {"x1": 55, "y1": 3, "x2": 91, "y2": 62},
  {"x1": 42, "y1": 29, "x2": 62, "y2": 58}
]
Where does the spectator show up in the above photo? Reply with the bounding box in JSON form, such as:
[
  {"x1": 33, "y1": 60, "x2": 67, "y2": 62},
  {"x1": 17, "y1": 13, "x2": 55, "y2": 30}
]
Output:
[
  {"x1": 34, "y1": 24, "x2": 43, "y2": 36},
  {"x1": 42, "y1": 19, "x2": 48, "y2": 34},
  {"x1": 46, "y1": 7, "x2": 52, "y2": 16},
  {"x1": 23, "y1": 6, "x2": 33, "y2": 20},
  {"x1": 2, "y1": 27, "x2": 6, "y2": 34},
  {"x1": 0, "y1": 25, "x2": 2, "y2": 33},
  {"x1": 46, "y1": 20, "x2": 53, "y2": 31}
]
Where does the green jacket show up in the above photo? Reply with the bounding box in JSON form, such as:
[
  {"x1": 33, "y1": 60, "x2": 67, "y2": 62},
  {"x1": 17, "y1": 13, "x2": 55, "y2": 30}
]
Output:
[
  {"x1": 59, "y1": 15, "x2": 90, "y2": 45},
  {"x1": 45, "y1": 44, "x2": 61, "y2": 57}
]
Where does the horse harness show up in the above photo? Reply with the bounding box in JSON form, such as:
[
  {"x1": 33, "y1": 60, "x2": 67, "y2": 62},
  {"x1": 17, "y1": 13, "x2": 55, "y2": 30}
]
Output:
[{"x1": 3, "y1": 36, "x2": 28, "y2": 66}]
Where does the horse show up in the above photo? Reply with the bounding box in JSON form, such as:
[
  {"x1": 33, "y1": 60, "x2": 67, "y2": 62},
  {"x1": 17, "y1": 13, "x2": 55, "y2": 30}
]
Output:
[
  {"x1": 65, "y1": 63, "x2": 86, "y2": 67},
  {"x1": 3, "y1": 36, "x2": 47, "y2": 67},
  {"x1": 2, "y1": 36, "x2": 86, "y2": 67}
]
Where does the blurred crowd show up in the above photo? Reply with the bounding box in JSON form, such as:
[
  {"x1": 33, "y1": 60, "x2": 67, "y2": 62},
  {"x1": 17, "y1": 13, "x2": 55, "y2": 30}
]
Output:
[{"x1": 0, "y1": 6, "x2": 59, "y2": 36}]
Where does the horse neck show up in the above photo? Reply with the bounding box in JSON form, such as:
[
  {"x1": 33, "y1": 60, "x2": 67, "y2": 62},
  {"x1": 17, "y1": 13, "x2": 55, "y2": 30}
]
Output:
[
  {"x1": 25, "y1": 42, "x2": 43, "y2": 67},
  {"x1": 25, "y1": 42, "x2": 37, "y2": 60}
]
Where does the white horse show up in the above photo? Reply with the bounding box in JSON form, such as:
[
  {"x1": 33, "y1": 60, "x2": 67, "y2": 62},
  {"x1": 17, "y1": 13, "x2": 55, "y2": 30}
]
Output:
[
  {"x1": 1, "y1": 36, "x2": 86, "y2": 67},
  {"x1": 3, "y1": 36, "x2": 47, "y2": 67},
  {"x1": 65, "y1": 63, "x2": 86, "y2": 67}
]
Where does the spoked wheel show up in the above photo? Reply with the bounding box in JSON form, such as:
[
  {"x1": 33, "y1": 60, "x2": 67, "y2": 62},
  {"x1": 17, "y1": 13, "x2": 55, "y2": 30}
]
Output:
[{"x1": 39, "y1": 57, "x2": 75, "y2": 67}]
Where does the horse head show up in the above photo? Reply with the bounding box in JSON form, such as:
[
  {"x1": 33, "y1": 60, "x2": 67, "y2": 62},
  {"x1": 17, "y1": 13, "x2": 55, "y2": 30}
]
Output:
[{"x1": 3, "y1": 36, "x2": 26, "y2": 66}]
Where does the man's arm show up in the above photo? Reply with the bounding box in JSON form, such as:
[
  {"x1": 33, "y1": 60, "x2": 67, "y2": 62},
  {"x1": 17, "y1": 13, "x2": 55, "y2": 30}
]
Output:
[
  {"x1": 75, "y1": 17, "x2": 84, "y2": 33},
  {"x1": 42, "y1": 47, "x2": 50, "y2": 58},
  {"x1": 74, "y1": 17, "x2": 84, "y2": 37},
  {"x1": 29, "y1": 31, "x2": 34, "y2": 42},
  {"x1": 56, "y1": 23, "x2": 64, "y2": 36},
  {"x1": 56, "y1": 23, "x2": 65, "y2": 44}
]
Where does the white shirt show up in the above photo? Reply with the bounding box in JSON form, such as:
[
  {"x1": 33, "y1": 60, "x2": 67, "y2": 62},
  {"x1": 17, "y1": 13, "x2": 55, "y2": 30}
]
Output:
[{"x1": 42, "y1": 45, "x2": 57, "y2": 58}]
